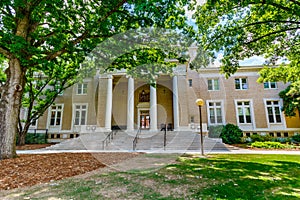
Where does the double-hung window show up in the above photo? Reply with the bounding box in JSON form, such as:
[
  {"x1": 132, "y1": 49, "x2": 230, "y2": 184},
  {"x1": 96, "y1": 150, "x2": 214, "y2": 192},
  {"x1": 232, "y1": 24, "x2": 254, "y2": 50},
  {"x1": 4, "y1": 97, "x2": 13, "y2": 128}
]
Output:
[
  {"x1": 264, "y1": 81, "x2": 277, "y2": 89},
  {"x1": 236, "y1": 101, "x2": 252, "y2": 124},
  {"x1": 208, "y1": 79, "x2": 220, "y2": 91},
  {"x1": 74, "y1": 104, "x2": 88, "y2": 125},
  {"x1": 208, "y1": 101, "x2": 223, "y2": 125},
  {"x1": 235, "y1": 78, "x2": 248, "y2": 90},
  {"x1": 50, "y1": 105, "x2": 63, "y2": 126},
  {"x1": 77, "y1": 83, "x2": 88, "y2": 95},
  {"x1": 266, "y1": 100, "x2": 282, "y2": 123}
]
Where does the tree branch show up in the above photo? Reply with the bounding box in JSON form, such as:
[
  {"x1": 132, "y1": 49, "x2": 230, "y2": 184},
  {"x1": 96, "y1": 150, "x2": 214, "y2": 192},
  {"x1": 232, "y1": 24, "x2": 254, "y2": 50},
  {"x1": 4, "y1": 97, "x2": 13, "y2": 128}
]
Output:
[
  {"x1": 289, "y1": 0, "x2": 300, "y2": 7},
  {"x1": 0, "y1": 46, "x2": 12, "y2": 58},
  {"x1": 243, "y1": 20, "x2": 300, "y2": 27},
  {"x1": 45, "y1": 0, "x2": 127, "y2": 60},
  {"x1": 71, "y1": 0, "x2": 127, "y2": 45},
  {"x1": 244, "y1": 27, "x2": 300, "y2": 44}
]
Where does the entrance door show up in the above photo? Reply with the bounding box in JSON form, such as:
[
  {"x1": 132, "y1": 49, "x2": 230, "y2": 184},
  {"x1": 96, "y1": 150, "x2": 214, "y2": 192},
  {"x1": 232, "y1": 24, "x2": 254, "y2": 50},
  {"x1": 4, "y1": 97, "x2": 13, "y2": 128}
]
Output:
[{"x1": 140, "y1": 110, "x2": 150, "y2": 129}]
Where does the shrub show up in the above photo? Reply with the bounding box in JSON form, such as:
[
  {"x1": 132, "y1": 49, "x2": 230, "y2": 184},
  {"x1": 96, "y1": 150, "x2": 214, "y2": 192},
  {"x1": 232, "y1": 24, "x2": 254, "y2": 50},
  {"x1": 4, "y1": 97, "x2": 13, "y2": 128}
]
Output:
[
  {"x1": 220, "y1": 123, "x2": 243, "y2": 144},
  {"x1": 251, "y1": 141, "x2": 285, "y2": 149},
  {"x1": 208, "y1": 125, "x2": 224, "y2": 138},
  {"x1": 272, "y1": 137, "x2": 292, "y2": 143},
  {"x1": 250, "y1": 134, "x2": 264, "y2": 142},
  {"x1": 250, "y1": 134, "x2": 274, "y2": 142},
  {"x1": 241, "y1": 137, "x2": 251, "y2": 143},
  {"x1": 292, "y1": 134, "x2": 300, "y2": 142},
  {"x1": 16, "y1": 133, "x2": 47, "y2": 144}
]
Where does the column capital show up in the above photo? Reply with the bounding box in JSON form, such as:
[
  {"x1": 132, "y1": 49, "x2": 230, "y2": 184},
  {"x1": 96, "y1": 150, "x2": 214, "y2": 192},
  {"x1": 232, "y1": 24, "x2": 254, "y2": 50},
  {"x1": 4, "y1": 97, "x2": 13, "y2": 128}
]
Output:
[{"x1": 99, "y1": 74, "x2": 113, "y2": 79}]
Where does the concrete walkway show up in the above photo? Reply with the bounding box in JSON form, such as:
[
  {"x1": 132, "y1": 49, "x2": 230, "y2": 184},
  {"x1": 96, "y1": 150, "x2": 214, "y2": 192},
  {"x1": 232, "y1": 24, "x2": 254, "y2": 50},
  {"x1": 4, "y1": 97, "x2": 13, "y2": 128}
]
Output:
[{"x1": 17, "y1": 148, "x2": 300, "y2": 155}]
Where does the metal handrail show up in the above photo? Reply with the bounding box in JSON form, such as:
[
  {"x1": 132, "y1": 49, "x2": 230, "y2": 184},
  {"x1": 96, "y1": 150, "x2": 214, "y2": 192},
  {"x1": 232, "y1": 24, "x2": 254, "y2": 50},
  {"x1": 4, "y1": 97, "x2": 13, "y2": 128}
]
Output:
[
  {"x1": 102, "y1": 130, "x2": 117, "y2": 150},
  {"x1": 133, "y1": 128, "x2": 141, "y2": 151},
  {"x1": 163, "y1": 124, "x2": 167, "y2": 150}
]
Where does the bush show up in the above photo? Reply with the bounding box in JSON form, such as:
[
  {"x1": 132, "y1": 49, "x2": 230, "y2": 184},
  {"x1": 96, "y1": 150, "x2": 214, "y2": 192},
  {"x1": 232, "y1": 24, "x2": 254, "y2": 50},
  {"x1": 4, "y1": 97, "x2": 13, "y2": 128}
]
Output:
[
  {"x1": 251, "y1": 141, "x2": 285, "y2": 149},
  {"x1": 220, "y1": 124, "x2": 243, "y2": 144},
  {"x1": 272, "y1": 137, "x2": 292, "y2": 143},
  {"x1": 16, "y1": 133, "x2": 47, "y2": 144},
  {"x1": 208, "y1": 125, "x2": 224, "y2": 138},
  {"x1": 250, "y1": 134, "x2": 264, "y2": 142},
  {"x1": 250, "y1": 134, "x2": 273, "y2": 142},
  {"x1": 292, "y1": 134, "x2": 300, "y2": 142}
]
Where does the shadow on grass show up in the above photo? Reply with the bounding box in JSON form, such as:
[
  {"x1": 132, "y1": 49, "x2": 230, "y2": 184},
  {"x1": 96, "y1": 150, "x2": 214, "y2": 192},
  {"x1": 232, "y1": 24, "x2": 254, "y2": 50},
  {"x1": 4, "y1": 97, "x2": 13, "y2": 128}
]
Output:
[{"x1": 168, "y1": 154, "x2": 300, "y2": 199}]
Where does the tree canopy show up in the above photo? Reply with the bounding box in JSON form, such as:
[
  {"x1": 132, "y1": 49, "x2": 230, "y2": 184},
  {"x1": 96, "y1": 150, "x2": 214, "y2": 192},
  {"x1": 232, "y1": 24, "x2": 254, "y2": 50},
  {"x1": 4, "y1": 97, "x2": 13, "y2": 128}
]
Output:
[
  {"x1": 194, "y1": 0, "x2": 300, "y2": 116},
  {"x1": 193, "y1": 0, "x2": 300, "y2": 77},
  {"x1": 0, "y1": 0, "x2": 192, "y2": 159}
]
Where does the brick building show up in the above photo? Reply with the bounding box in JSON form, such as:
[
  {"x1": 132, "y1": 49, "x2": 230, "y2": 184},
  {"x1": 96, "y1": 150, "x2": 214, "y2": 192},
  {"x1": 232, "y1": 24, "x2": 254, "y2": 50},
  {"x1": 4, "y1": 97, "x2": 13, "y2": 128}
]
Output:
[{"x1": 28, "y1": 64, "x2": 300, "y2": 142}]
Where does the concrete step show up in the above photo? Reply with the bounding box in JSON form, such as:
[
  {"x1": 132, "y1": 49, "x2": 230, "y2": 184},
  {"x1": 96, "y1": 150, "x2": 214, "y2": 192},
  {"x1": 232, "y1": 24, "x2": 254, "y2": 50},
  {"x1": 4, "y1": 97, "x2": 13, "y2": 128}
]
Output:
[
  {"x1": 44, "y1": 130, "x2": 230, "y2": 152},
  {"x1": 45, "y1": 132, "x2": 108, "y2": 150}
]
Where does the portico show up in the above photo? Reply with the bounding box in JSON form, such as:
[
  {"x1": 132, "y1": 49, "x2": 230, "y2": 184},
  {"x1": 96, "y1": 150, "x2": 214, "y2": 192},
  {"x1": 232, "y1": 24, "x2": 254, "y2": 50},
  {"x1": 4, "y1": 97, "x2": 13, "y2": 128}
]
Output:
[{"x1": 99, "y1": 74, "x2": 180, "y2": 132}]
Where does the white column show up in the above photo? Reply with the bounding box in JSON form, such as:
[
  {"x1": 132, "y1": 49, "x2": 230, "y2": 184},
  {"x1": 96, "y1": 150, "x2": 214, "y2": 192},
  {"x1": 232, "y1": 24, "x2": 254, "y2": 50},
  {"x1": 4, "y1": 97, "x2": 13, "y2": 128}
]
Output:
[
  {"x1": 150, "y1": 83, "x2": 158, "y2": 131},
  {"x1": 173, "y1": 76, "x2": 180, "y2": 131},
  {"x1": 105, "y1": 76, "x2": 113, "y2": 130},
  {"x1": 127, "y1": 77, "x2": 134, "y2": 131}
]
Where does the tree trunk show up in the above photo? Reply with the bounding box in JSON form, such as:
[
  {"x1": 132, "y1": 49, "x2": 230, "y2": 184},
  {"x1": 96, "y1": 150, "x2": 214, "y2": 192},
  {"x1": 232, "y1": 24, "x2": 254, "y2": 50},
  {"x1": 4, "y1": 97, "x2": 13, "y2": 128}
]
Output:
[
  {"x1": 17, "y1": 123, "x2": 31, "y2": 146},
  {"x1": 0, "y1": 58, "x2": 26, "y2": 159},
  {"x1": 18, "y1": 131, "x2": 27, "y2": 146}
]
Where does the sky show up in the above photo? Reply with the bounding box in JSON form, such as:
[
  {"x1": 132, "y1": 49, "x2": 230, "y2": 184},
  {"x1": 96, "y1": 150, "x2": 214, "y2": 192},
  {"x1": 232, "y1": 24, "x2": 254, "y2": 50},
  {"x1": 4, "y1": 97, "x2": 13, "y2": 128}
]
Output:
[{"x1": 185, "y1": 0, "x2": 266, "y2": 67}]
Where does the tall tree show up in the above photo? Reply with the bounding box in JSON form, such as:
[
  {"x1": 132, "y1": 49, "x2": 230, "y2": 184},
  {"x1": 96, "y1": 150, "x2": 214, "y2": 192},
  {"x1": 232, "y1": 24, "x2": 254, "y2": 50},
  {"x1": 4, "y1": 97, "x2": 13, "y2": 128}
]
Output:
[
  {"x1": 193, "y1": 1, "x2": 300, "y2": 80},
  {"x1": 0, "y1": 0, "x2": 191, "y2": 159}
]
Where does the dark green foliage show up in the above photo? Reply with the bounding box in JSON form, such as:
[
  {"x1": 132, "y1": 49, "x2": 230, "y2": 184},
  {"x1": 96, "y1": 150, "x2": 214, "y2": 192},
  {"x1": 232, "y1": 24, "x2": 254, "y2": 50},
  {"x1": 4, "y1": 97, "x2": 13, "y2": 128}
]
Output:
[
  {"x1": 220, "y1": 123, "x2": 243, "y2": 144},
  {"x1": 16, "y1": 133, "x2": 47, "y2": 144},
  {"x1": 279, "y1": 85, "x2": 300, "y2": 117},
  {"x1": 292, "y1": 135, "x2": 300, "y2": 142},
  {"x1": 208, "y1": 125, "x2": 224, "y2": 138},
  {"x1": 194, "y1": 1, "x2": 300, "y2": 114}
]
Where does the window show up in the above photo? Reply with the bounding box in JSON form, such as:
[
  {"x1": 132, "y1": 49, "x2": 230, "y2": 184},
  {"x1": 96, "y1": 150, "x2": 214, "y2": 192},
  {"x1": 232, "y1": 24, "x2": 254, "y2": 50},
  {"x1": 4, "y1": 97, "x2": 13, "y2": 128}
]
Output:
[
  {"x1": 77, "y1": 83, "x2": 88, "y2": 94},
  {"x1": 208, "y1": 79, "x2": 220, "y2": 91},
  {"x1": 235, "y1": 78, "x2": 248, "y2": 90},
  {"x1": 54, "y1": 82, "x2": 63, "y2": 96},
  {"x1": 74, "y1": 104, "x2": 87, "y2": 125},
  {"x1": 190, "y1": 116, "x2": 194, "y2": 123},
  {"x1": 188, "y1": 79, "x2": 192, "y2": 87},
  {"x1": 264, "y1": 81, "x2": 277, "y2": 89},
  {"x1": 266, "y1": 100, "x2": 282, "y2": 123},
  {"x1": 236, "y1": 101, "x2": 252, "y2": 123},
  {"x1": 31, "y1": 119, "x2": 37, "y2": 127},
  {"x1": 208, "y1": 101, "x2": 223, "y2": 124},
  {"x1": 50, "y1": 105, "x2": 63, "y2": 126}
]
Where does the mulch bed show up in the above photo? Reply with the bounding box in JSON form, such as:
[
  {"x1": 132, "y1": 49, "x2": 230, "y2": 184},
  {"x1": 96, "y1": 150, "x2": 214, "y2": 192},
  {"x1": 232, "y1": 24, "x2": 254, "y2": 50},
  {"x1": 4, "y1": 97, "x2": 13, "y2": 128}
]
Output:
[{"x1": 0, "y1": 152, "x2": 140, "y2": 190}]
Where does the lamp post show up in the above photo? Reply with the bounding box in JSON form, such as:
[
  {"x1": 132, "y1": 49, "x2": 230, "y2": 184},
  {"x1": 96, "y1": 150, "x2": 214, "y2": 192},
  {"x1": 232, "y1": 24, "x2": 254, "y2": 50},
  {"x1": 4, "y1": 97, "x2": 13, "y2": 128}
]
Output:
[{"x1": 195, "y1": 99, "x2": 204, "y2": 156}]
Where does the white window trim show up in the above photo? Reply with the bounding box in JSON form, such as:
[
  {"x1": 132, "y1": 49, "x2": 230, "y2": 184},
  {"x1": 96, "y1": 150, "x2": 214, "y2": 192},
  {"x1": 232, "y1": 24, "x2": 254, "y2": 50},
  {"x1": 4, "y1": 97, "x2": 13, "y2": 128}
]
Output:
[
  {"x1": 263, "y1": 98, "x2": 286, "y2": 128},
  {"x1": 207, "y1": 78, "x2": 220, "y2": 91},
  {"x1": 234, "y1": 99, "x2": 256, "y2": 128},
  {"x1": 47, "y1": 104, "x2": 64, "y2": 130},
  {"x1": 30, "y1": 118, "x2": 38, "y2": 129},
  {"x1": 20, "y1": 108, "x2": 38, "y2": 129},
  {"x1": 235, "y1": 77, "x2": 248, "y2": 90},
  {"x1": 72, "y1": 103, "x2": 88, "y2": 128},
  {"x1": 76, "y1": 83, "x2": 88, "y2": 95},
  {"x1": 206, "y1": 100, "x2": 226, "y2": 126},
  {"x1": 263, "y1": 81, "x2": 278, "y2": 90}
]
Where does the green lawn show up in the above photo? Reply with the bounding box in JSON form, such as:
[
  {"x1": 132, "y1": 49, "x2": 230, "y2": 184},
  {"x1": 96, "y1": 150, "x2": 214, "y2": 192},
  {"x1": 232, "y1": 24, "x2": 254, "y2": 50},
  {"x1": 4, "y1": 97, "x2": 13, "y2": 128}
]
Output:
[{"x1": 12, "y1": 154, "x2": 300, "y2": 200}]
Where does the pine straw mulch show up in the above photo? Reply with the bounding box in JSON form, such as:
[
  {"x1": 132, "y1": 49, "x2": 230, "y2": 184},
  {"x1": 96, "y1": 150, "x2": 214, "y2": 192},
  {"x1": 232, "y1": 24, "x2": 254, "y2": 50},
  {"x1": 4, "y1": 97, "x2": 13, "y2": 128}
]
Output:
[{"x1": 0, "y1": 152, "x2": 140, "y2": 191}]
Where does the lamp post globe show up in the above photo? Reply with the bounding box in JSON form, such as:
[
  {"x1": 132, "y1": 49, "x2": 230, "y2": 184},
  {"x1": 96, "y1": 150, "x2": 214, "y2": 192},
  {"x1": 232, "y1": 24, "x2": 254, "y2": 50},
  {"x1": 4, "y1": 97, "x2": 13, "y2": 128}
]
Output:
[{"x1": 195, "y1": 99, "x2": 204, "y2": 107}]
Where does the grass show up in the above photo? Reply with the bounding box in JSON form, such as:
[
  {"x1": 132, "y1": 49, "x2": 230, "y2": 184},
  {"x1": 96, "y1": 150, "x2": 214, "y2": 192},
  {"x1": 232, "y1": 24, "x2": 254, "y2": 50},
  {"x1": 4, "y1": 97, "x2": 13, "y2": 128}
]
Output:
[{"x1": 5, "y1": 154, "x2": 300, "y2": 200}]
